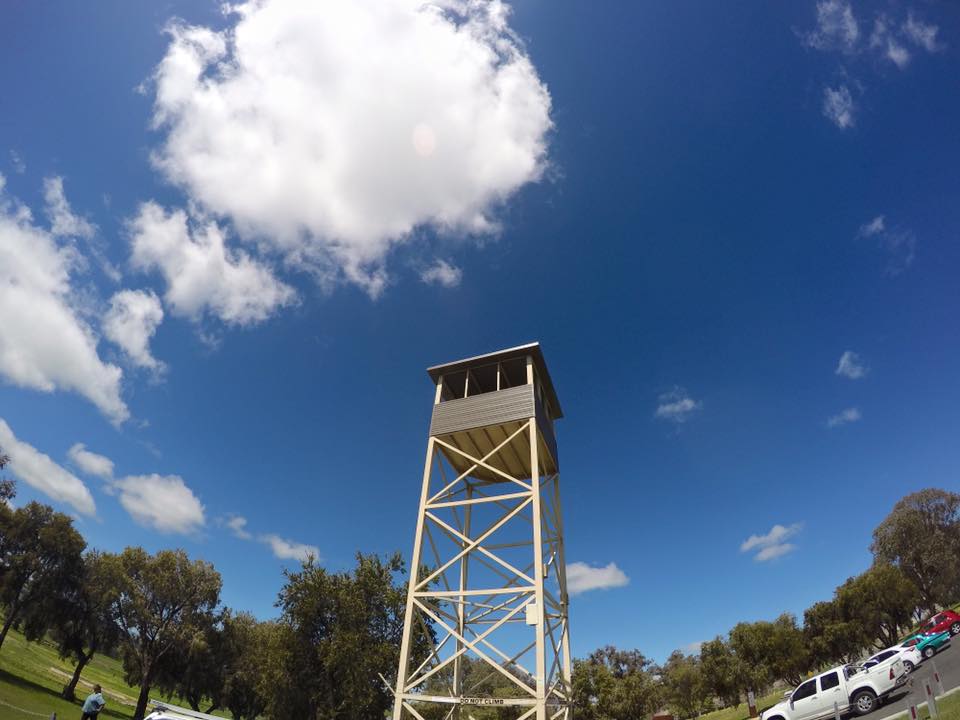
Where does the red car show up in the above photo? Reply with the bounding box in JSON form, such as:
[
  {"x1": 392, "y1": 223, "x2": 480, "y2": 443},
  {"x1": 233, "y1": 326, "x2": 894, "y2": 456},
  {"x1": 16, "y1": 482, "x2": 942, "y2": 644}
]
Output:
[{"x1": 920, "y1": 609, "x2": 960, "y2": 636}]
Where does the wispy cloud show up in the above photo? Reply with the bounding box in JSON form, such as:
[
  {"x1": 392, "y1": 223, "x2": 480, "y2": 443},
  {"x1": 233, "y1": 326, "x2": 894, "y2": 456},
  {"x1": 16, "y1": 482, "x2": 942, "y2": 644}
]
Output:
[
  {"x1": 858, "y1": 215, "x2": 885, "y2": 237},
  {"x1": 822, "y1": 85, "x2": 856, "y2": 129},
  {"x1": 870, "y1": 16, "x2": 911, "y2": 69},
  {"x1": 805, "y1": 0, "x2": 860, "y2": 52},
  {"x1": 803, "y1": 4, "x2": 944, "y2": 127},
  {"x1": 827, "y1": 407, "x2": 861, "y2": 428},
  {"x1": 9, "y1": 150, "x2": 25, "y2": 174},
  {"x1": 225, "y1": 514, "x2": 252, "y2": 540},
  {"x1": 655, "y1": 388, "x2": 702, "y2": 424},
  {"x1": 43, "y1": 176, "x2": 96, "y2": 241},
  {"x1": 420, "y1": 259, "x2": 462, "y2": 288},
  {"x1": 566, "y1": 561, "x2": 630, "y2": 595},
  {"x1": 903, "y1": 13, "x2": 943, "y2": 53},
  {"x1": 260, "y1": 534, "x2": 320, "y2": 563},
  {"x1": 857, "y1": 215, "x2": 915, "y2": 275},
  {"x1": 836, "y1": 351, "x2": 867, "y2": 379},
  {"x1": 0, "y1": 419, "x2": 96, "y2": 516},
  {"x1": 222, "y1": 514, "x2": 317, "y2": 562},
  {"x1": 741, "y1": 523, "x2": 802, "y2": 562},
  {"x1": 68, "y1": 443, "x2": 115, "y2": 480}
]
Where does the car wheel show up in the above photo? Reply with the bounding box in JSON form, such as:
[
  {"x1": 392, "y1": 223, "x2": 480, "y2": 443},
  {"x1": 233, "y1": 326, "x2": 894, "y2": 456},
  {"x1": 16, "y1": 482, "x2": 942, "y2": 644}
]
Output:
[
  {"x1": 852, "y1": 690, "x2": 877, "y2": 716},
  {"x1": 951, "y1": 622, "x2": 960, "y2": 636},
  {"x1": 904, "y1": 660, "x2": 915, "y2": 673},
  {"x1": 923, "y1": 646, "x2": 936, "y2": 659}
]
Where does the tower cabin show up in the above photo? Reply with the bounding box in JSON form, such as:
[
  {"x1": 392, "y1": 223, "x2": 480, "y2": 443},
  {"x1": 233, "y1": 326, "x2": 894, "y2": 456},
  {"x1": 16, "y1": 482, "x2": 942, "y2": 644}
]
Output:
[{"x1": 427, "y1": 342, "x2": 561, "y2": 482}]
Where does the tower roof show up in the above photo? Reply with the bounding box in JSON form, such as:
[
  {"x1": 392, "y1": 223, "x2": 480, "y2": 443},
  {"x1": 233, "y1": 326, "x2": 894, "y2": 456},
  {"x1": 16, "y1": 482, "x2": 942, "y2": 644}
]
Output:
[{"x1": 426, "y1": 342, "x2": 563, "y2": 419}]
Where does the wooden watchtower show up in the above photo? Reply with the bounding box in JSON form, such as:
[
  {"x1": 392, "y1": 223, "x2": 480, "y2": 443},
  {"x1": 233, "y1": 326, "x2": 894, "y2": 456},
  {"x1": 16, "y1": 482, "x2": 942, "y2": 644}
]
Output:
[{"x1": 392, "y1": 343, "x2": 572, "y2": 720}]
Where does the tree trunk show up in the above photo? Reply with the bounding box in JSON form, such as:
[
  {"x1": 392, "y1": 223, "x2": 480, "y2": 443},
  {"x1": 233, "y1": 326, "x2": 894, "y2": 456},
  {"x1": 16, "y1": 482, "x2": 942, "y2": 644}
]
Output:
[
  {"x1": 134, "y1": 682, "x2": 152, "y2": 720},
  {"x1": 0, "y1": 605, "x2": 20, "y2": 651},
  {"x1": 62, "y1": 651, "x2": 91, "y2": 700}
]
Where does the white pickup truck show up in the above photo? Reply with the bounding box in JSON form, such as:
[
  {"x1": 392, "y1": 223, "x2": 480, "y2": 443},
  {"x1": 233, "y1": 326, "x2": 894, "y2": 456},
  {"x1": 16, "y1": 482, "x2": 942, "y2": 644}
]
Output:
[{"x1": 759, "y1": 659, "x2": 907, "y2": 720}]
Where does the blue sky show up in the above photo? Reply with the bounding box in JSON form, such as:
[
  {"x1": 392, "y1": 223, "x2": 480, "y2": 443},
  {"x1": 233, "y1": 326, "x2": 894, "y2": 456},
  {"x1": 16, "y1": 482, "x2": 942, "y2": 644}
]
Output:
[{"x1": 1, "y1": 0, "x2": 958, "y2": 662}]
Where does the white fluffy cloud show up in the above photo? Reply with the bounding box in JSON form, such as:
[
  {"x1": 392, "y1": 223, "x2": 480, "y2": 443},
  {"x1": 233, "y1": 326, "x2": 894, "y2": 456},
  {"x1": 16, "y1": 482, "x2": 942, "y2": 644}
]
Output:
[
  {"x1": 420, "y1": 259, "x2": 463, "y2": 288},
  {"x1": 148, "y1": 0, "x2": 552, "y2": 294},
  {"x1": 827, "y1": 407, "x2": 861, "y2": 428},
  {"x1": 260, "y1": 534, "x2": 320, "y2": 563},
  {"x1": 655, "y1": 388, "x2": 701, "y2": 424},
  {"x1": 103, "y1": 289, "x2": 165, "y2": 371},
  {"x1": 566, "y1": 561, "x2": 630, "y2": 595},
  {"x1": 0, "y1": 419, "x2": 96, "y2": 516},
  {"x1": 740, "y1": 523, "x2": 801, "y2": 562},
  {"x1": 129, "y1": 201, "x2": 295, "y2": 325},
  {"x1": 822, "y1": 85, "x2": 855, "y2": 129},
  {"x1": 68, "y1": 442, "x2": 115, "y2": 480},
  {"x1": 806, "y1": 0, "x2": 859, "y2": 52},
  {"x1": 112, "y1": 473, "x2": 205, "y2": 534},
  {"x1": 0, "y1": 176, "x2": 128, "y2": 423},
  {"x1": 836, "y1": 351, "x2": 867, "y2": 379}
]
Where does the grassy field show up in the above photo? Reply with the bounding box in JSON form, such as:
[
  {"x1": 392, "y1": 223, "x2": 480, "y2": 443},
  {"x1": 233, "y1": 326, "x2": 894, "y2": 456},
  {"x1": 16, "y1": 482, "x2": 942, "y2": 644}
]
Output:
[
  {"x1": 696, "y1": 688, "x2": 788, "y2": 720},
  {"x1": 0, "y1": 622, "x2": 145, "y2": 719},
  {"x1": 914, "y1": 687, "x2": 960, "y2": 720},
  {"x1": 0, "y1": 622, "x2": 224, "y2": 720}
]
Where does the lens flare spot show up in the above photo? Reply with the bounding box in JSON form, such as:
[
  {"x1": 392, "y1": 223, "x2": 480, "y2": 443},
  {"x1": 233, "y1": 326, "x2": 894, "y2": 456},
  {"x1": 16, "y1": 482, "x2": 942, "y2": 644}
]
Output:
[{"x1": 412, "y1": 123, "x2": 437, "y2": 157}]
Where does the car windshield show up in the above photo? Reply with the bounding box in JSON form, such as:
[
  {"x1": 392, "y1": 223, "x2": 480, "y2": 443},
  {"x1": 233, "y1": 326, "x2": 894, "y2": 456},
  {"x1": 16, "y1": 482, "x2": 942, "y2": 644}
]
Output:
[{"x1": 903, "y1": 639, "x2": 919, "y2": 647}]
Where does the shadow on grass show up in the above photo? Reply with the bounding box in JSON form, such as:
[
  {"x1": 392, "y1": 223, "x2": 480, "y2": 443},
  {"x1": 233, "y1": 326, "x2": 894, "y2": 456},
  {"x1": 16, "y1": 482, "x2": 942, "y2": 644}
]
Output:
[{"x1": 0, "y1": 667, "x2": 129, "y2": 719}]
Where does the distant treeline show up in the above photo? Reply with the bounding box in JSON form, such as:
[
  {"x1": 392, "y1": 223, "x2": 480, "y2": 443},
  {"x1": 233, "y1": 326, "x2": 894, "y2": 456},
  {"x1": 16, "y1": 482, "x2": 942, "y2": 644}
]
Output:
[{"x1": 1, "y1": 448, "x2": 957, "y2": 720}]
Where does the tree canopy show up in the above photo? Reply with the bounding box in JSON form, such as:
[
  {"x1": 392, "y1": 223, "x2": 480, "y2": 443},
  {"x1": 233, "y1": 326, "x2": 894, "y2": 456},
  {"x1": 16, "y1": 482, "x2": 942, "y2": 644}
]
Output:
[
  {"x1": 259, "y1": 552, "x2": 414, "y2": 720},
  {"x1": 572, "y1": 647, "x2": 662, "y2": 720},
  {"x1": 0, "y1": 501, "x2": 86, "y2": 652},
  {"x1": 103, "y1": 547, "x2": 222, "y2": 720},
  {"x1": 871, "y1": 488, "x2": 960, "y2": 611}
]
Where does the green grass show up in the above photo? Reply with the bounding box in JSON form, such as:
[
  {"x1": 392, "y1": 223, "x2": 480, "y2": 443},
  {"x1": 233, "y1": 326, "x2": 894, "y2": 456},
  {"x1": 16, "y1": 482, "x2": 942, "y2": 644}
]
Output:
[
  {"x1": 913, "y1": 686, "x2": 960, "y2": 720},
  {"x1": 0, "y1": 623, "x2": 137, "y2": 719},
  {"x1": 0, "y1": 622, "x2": 229, "y2": 719},
  {"x1": 697, "y1": 688, "x2": 788, "y2": 720}
]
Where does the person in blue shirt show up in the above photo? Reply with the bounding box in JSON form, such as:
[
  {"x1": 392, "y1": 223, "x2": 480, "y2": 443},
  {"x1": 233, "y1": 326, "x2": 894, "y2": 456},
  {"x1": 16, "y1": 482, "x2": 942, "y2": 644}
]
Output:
[{"x1": 81, "y1": 684, "x2": 106, "y2": 719}]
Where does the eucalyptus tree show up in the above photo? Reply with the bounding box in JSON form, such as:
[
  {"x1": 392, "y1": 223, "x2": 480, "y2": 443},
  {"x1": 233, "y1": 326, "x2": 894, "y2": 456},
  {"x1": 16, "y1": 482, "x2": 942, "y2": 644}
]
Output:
[
  {"x1": 0, "y1": 501, "x2": 86, "y2": 652},
  {"x1": 872, "y1": 488, "x2": 960, "y2": 612},
  {"x1": 103, "y1": 547, "x2": 222, "y2": 720}
]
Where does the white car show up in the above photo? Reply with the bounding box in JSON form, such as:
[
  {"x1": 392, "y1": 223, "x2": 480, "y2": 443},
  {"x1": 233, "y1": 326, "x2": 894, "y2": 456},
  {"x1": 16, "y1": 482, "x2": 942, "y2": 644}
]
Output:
[
  {"x1": 863, "y1": 644, "x2": 922, "y2": 674},
  {"x1": 760, "y1": 659, "x2": 907, "y2": 720}
]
